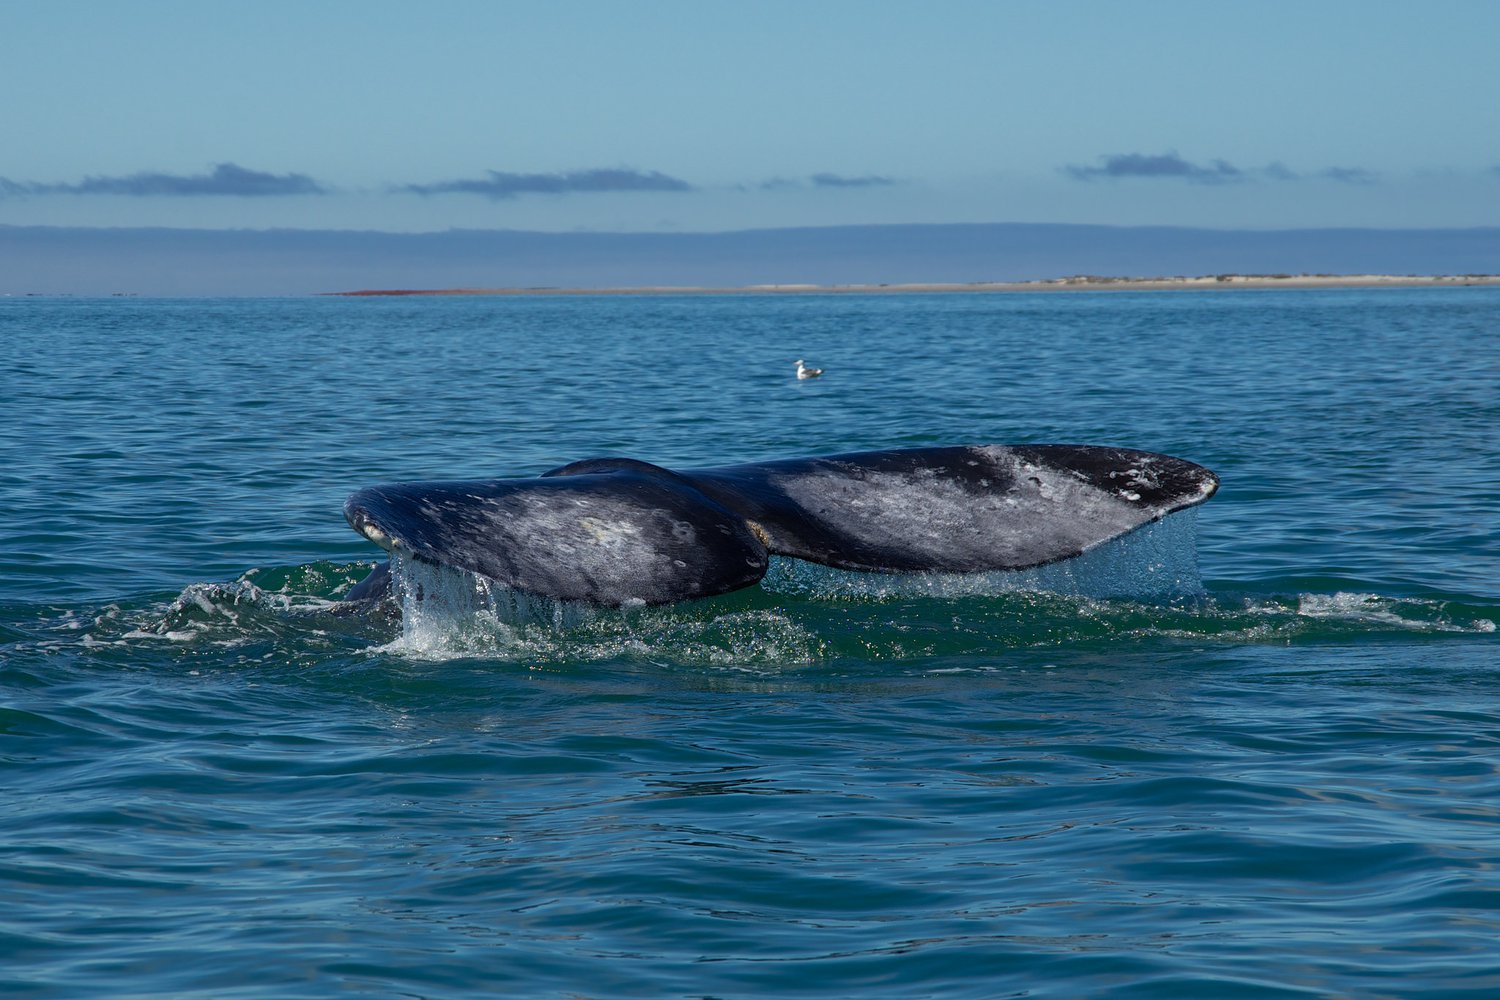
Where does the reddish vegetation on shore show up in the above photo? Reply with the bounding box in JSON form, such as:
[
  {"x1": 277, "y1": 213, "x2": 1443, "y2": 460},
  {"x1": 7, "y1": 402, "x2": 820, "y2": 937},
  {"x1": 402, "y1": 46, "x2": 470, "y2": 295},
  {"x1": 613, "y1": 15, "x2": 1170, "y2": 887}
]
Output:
[
  {"x1": 335, "y1": 288, "x2": 496, "y2": 296},
  {"x1": 326, "y1": 274, "x2": 1500, "y2": 298}
]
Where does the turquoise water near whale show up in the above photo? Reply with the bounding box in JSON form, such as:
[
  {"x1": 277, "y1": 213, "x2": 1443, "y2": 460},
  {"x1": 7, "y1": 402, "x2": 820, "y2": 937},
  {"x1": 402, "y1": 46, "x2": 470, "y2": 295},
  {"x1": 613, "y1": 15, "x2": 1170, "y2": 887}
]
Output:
[{"x1": 3, "y1": 289, "x2": 1498, "y2": 997}]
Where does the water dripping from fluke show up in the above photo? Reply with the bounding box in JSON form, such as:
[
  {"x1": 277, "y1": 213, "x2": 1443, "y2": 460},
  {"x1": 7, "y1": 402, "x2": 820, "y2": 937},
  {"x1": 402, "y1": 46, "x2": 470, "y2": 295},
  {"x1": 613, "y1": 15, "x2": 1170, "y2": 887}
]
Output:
[
  {"x1": 761, "y1": 510, "x2": 1207, "y2": 602},
  {"x1": 365, "y1": 512, "x2": 1212, "y2": 661}
]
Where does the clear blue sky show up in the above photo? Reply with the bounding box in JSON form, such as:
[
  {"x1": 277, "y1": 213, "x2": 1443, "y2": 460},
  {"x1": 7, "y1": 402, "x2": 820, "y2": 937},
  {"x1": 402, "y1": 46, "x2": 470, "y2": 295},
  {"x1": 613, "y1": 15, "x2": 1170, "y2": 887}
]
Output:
[{"x1": 4, "y1": 0, "x2": 1498, "y2": 233}]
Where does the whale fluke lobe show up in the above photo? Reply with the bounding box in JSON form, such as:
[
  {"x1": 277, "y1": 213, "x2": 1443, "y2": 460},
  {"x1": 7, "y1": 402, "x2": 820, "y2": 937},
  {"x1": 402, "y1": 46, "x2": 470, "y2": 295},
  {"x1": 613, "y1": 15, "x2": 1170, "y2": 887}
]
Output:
[
  {"x1": 681, "y1": 445, "x2": 1218, "y2": 574},
  {"x1": 345, "y1": 445, "x2": 1219, "y2": 607},
  {"x1": 344, "y1": 468, "x2": 769, "y2": 606}
]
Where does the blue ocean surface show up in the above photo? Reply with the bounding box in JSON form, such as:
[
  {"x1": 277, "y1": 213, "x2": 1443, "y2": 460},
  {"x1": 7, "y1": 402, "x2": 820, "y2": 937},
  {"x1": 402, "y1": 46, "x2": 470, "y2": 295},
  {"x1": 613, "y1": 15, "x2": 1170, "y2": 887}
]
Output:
[{"x1": 2, "y1": 289, "x2": 1498, "y2": 998}]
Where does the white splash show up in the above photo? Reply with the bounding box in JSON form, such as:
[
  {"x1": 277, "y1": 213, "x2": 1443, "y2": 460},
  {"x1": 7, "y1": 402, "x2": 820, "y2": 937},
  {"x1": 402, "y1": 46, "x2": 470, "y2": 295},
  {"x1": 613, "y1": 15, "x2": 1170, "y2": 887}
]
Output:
[
  {"x1": 377, "y1": 552, "x2": 828, "y2": 665},
  {"x1": 1292, "y1": 592, "x2": 1492, "y2": 633},
  {"x1": 386, "y1": 552, "x2": 595, "y2": 656}
]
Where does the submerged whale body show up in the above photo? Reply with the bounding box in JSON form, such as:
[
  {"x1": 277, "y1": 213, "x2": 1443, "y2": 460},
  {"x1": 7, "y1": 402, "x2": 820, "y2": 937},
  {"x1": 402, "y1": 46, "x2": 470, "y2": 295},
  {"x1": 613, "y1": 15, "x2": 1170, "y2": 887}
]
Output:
[{"x1": 343, "y1": 445, "x2": 1219, "y2": 608}]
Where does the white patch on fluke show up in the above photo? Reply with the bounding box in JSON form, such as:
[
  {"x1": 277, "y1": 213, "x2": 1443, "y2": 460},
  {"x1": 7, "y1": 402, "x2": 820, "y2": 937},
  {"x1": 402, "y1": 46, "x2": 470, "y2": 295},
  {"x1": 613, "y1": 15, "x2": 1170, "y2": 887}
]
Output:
[
  {"x1": 579, "y1": 515, "x2": 644, "y2": 547},
  {"x1": 773, "y1": 446, "x2": 1148, "y2": 570}
]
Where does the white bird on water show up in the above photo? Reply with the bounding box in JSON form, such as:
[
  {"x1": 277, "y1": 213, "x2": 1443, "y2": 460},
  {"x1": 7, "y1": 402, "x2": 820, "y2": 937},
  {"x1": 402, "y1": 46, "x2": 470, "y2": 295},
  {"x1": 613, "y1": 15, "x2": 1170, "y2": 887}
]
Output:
[{"x1": 795, "y1": 359, "x2": 824, "y2": 380}]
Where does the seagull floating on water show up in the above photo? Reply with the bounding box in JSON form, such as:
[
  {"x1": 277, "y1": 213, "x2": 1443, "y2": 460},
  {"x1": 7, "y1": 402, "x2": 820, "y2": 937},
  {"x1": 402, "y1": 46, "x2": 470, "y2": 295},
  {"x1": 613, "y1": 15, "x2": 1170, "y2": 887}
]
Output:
[{"x1": 795, "y1": 359, "x2": 824, "y2": 380}]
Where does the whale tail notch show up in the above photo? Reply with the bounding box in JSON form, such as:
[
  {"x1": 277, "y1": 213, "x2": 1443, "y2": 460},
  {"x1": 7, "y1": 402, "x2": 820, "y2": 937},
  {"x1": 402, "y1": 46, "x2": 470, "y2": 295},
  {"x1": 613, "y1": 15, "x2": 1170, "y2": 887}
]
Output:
[{"x1": 344, "y1": 445, "x2": 1219, "y2": 607}]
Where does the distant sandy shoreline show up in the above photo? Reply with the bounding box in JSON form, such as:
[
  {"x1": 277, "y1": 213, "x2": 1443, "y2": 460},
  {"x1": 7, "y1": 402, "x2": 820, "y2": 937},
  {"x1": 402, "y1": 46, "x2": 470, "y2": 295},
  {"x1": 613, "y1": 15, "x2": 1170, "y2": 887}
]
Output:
[{"x1": 329, "y1": 274, "x2": 1500, "y2": 297}]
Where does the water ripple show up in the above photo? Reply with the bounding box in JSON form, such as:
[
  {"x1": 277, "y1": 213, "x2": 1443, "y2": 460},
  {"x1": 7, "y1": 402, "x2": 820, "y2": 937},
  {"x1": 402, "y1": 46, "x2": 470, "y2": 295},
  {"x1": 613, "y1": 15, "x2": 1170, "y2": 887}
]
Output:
[{"x1": 5, "y1": 292, "x2": 1500, "y2": 997}]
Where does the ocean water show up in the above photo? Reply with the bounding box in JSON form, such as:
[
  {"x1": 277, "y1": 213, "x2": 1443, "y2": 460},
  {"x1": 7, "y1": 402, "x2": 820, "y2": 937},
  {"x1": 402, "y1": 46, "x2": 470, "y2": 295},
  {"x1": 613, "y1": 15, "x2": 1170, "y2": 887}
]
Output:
[{"x1": 2, "y1": 289, "x2": 1498, "y2": 998}]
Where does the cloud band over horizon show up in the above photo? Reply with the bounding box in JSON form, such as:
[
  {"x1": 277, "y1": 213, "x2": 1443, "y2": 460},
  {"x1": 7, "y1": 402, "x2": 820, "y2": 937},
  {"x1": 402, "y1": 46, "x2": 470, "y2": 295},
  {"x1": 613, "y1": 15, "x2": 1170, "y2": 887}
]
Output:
[
  {"x1": 0, "y1": 158, "x2": 1429, "y2": 208},
  {"x1": 1063, "y1": 152, "x2": 1378, "y2": 185},
  {"x1": 0, "y1": 163, "x2": 912, "y2": 207},
  {"x1": 0, "y1": 163, "x2": 327, "y2": 197},
  {"x1": 400, "y1": 168, "x2": 694, "y2": 199}
]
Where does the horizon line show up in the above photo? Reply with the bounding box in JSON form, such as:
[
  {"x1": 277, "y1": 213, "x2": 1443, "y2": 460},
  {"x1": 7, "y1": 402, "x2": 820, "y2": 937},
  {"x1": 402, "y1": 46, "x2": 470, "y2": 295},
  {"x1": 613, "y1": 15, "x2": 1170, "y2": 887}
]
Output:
[{"x1": 6, "y1": 219, "x2": 1500, "y2": 238}]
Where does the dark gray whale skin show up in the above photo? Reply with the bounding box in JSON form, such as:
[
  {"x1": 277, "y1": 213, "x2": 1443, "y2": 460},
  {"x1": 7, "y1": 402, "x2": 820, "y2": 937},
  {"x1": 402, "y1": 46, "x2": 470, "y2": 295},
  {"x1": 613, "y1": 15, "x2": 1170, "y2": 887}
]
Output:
[{"x1": 343, "y1": 444, "x2": 1219, "y2": 608}]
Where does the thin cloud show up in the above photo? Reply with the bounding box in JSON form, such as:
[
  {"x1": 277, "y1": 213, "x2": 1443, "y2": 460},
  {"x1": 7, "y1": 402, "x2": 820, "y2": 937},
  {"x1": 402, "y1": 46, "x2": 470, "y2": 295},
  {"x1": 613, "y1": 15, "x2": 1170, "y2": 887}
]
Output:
[
  {"x1": 0, "y1": 163, "x2": 327, "y2": 196},
  {"x1": 750, "y1": 173, "x2": 901, "y2": 191},
  {"x1": 401, "y1": 168, "x2": 693, "y2": 199},
  {"x1": 1318, "y1": 166, "x2": 1378, "y2": 184},
  {"x1": 1063, "y1": 152, "x2": 1386, "y2": 186},
  {"x1": 1063, "y1": 152, "x2": 1244, "y2": 184},
  {"x1": 810, "y1": 172, "x2": 898, "y2": 188}
]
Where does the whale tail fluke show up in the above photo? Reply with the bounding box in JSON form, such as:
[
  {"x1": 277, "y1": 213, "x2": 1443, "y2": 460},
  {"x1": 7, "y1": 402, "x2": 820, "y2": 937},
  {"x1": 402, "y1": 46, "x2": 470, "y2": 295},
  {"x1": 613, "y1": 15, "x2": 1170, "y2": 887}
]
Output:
[{"x1": 344, "y1": 445, "x2": 1219, "y2": 607}]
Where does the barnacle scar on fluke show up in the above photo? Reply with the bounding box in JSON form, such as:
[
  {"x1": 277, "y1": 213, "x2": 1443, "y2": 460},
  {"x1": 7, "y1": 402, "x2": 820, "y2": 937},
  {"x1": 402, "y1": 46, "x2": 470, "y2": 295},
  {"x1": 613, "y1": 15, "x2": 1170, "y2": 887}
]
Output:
[{"x1": 342, "y1": 444, "x2": 1219, "y2": 609}]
